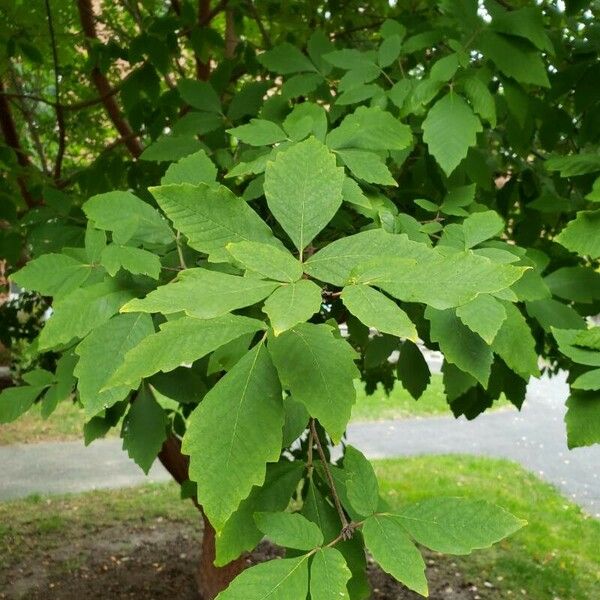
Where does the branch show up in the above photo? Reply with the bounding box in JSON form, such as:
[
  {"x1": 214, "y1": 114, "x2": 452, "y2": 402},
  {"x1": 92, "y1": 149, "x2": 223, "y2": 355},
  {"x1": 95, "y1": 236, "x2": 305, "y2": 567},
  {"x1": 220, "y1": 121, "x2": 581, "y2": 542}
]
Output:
[
  {"x1": 309, "y1": 419, "x2": 352, "y2": 537},
  {"x1": 45, "y1": 0, "x2": 66, "y2": 179},
  {"x1": 7, "y1": 70, "x2": 50, "y2": 174},
  {"x1": 76, "y1": 0, "x2": 143, "y2": 158},
  {"x1": 0, "y1": 78, "x2": 38, "y2": 208},
  {"x1": 245, "y1": 0, "x2": 271, "y2": 49}
]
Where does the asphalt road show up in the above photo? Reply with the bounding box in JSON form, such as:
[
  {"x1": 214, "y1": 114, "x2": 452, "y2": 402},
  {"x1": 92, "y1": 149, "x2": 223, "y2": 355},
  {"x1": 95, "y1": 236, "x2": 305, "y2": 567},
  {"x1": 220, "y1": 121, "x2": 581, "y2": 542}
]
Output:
[{"x1": 1, "y1": 367, "x2": 599, "y2": 516}]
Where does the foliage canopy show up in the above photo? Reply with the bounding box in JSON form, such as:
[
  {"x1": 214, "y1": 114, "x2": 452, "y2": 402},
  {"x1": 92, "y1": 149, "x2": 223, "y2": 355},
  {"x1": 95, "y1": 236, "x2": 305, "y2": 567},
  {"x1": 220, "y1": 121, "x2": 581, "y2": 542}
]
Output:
[{"x1": 1, "y1": 0, "x2": 600, "y2": 597}]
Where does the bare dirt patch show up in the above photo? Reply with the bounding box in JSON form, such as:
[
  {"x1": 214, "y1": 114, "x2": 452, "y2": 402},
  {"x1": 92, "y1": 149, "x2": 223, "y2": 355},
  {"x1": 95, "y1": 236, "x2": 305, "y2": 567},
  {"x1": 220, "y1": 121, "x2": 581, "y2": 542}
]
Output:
[{"x1": 0, "y1": 517, "x2": 499, "y2": 600}]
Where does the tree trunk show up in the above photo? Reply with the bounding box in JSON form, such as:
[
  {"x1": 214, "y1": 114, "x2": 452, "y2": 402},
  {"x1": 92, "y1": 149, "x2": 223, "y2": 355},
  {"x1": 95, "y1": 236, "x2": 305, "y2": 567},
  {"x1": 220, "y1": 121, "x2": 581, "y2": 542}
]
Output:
[
  {"x1": 157, "y1": 435, "x2": 246, "y2": 599},
  {"x1": 197, "y1": 514, "x2": 247, "y2": 600}
]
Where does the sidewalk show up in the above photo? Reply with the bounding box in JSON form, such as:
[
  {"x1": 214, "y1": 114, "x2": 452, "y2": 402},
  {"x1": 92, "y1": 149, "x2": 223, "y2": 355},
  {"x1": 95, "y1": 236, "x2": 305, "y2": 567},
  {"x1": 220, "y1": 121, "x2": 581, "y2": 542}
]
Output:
[{"x1": 1, "y1": 371, "x2": 599, "y2": 516}]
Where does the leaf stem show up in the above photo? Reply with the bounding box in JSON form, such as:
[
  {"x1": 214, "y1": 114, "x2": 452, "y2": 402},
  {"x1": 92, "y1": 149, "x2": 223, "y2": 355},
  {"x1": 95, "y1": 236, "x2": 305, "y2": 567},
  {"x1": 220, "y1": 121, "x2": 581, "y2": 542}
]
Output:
[
  {"x1": 175, "y1": 231, "x2": 187, "y2": 270},
  {"x1": 309, "y1": 419, "x2": 350, "y2": 533}
]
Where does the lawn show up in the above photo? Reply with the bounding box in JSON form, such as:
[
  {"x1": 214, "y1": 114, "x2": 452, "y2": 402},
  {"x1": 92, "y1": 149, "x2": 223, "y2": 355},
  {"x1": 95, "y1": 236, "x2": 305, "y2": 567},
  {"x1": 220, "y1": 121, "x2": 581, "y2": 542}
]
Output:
[
  {"x1": 0, "y1": 374, "x2": 513, "y2": 446},
  {"x1": 1, "y1": 455, "x2": 597, "y2": 599}
]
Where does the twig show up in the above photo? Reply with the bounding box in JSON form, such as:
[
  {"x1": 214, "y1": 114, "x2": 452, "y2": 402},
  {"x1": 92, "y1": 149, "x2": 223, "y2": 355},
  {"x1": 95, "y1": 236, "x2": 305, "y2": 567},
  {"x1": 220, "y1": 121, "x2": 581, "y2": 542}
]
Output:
[
  {"x1": 0, "y1": 84, "x2": 123, "y2": 111},
  {"x1": 7, "y1": 69, "x2": 50, "y2": 174},
  {"x1": 246, "y1": 0, "x2": 271, "y2": 49},
  {"x1": 77, "y1": 0, "x2": 143, "y2": 158},
  {"x1": 306, "y1": 426, "x2": 314, "y2": 475},
  {"x1": 45, "y1": 0, "x2": 67, "y2": 179},
  {"x1": 310, "y1": 419, "x2": 351, "y2": 536}
]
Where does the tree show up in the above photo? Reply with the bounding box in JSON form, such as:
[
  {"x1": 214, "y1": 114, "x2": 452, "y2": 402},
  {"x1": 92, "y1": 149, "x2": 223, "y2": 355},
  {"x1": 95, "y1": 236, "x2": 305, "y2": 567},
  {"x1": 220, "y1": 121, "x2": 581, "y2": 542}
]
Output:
[{"x1": 1, "y1": 1, "x2": 600, "y2": 598}]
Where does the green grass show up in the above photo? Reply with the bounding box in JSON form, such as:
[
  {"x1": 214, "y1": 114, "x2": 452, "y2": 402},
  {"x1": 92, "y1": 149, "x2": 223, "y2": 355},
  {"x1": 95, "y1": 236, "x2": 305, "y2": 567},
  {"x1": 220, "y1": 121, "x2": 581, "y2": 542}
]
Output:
[
  {"x1": 1, "y1": 456, "x2": 597, "y2": 599},
  {"x1": 352, "y1": 374, "x2": 512, "y2": 422},
  {"x1": 376, "y1": 455, "x2": 600, "y2": 600},
  {"x1": 0, "y1": 483, "x2": 199, "y2": 569},
  {"x1": 1, "y1": 374, "x2": 477, "y2": 446},
  {"x1": 0, "y1": 400, "x2": 89, "y2": 445}
]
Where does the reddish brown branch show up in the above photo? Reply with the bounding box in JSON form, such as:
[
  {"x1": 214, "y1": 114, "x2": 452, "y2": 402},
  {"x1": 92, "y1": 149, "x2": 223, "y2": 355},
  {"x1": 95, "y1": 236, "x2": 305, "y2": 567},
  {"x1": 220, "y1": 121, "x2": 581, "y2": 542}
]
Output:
[
  {"x1": 76, "y1": 0, "x2": 143, "y2": 158},
  {"x1": 0, "y1": 78, "x2": 37, "y2": 208}
]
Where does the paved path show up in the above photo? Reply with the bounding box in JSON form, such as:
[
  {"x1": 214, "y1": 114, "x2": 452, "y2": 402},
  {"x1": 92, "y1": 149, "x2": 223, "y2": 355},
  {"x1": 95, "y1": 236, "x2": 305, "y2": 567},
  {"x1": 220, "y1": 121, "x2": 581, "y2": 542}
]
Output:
[{"x1": 1, "y1": 366, "x2": 599, "y2": 516}]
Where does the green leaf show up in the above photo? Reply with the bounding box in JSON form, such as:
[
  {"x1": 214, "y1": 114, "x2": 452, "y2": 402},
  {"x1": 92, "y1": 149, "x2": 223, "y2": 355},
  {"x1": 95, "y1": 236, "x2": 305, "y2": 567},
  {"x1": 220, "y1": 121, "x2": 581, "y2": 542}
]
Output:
[
  {"x1": 215, "y1": 555, "x2": 309, "y2": 600},
  {"x1": 85, "y1": 226, "x2": 106, "y2": 263},
  {"x1": 0, "y1": 386, "x2": 45, "y2": 424},
  {"x1": 226, "y1": 241, "x2": 303, "y2": 282},
  {"x1": 121, "y1": 268, "x2": 279, "y2": 318},
  {"x1": 362, "y1": 514, "x2": 428, "y2": 596},
  {"x1": 327, "y1": 106, "x2": 412, "y2": 151},
  {"x1": 525, "y1": 299, "x2": 585, "y2": 332},
  {"x1": 254, "y1": 511, "x2": 323, "y2": 550},
  {"x1": 462, "y1": 76, "x2": 496, "y2": 127},
  {"x1": 426, "y1": 307, "x2": 493, "y2": 386},
  {"x1": 341, "y1": 284, "x2": 417, "y2": 340},
  {"x1": 268, "y1": 323, "x2": 359, "y2": 443},
  {"x1": 440, "y1": 184, "x2": 476, "y2": 216},
  {"x1": 11, "y1": 253, "x2": 93, "y2": 298},
  {"x1": 544, "y1": 266, "x2": 600, "y2": 303},
  {"x1": 396, "y1": 341, "x2": 431, "y2": 400},
  {"x1": 305, "y1": 231, "x2": 524, "y2": 305},
  {"x1": 565, "y1": 391, "x2": 600, "y2": 449},
  {"x1": 478, "y1": 30, "x2": 550, "y2": 87},
  {"x1": 22, "y1": 368, "x2": 54, "y2": 387},
  {"x1": 422, "y1": 93, "x2": 483, "y2": 176},
  {"x1": 555, "y1": 211, "x2": 600, "y2": 259},
  {"x1": 215, "y1": 461, "x2": 304, "y2": 566},
  {"x1": 456, "y1": 295, "x2": 507, "y2": 344},
  {"x1": 282, "y1": 397, "x2": 310, "y2": 446},
  {"x1": 574, "y1": 328, "x2": 600, "y2": 350},
  {"x1": 378, "y1": 34, "x2": 402, "y2": 67},
  {"x1": 108, "y1": 314, "x2": 265, "y2": 390},
  {"x1": 490, "y1": 5, "x2": 553, "y2": 53},
  {"x1": 140, "y1": 135, "x2": 203, "y2": 162},
  {"x1": 462, "y1": 211, "x2": 504, "y2": 249},
  {"x1": 552, "y1": 328, "x2": 600, "y2": 366},
  {"x1": 83, "y1": 191, "x2": 173, "y2": 246},
  {"x1": 351, "y1": 251, "x2": 525, "y2": 311},
  {"x1": 150, "y1": 183, "x2": 278, "y2": 262},
  {"x1": 492, "y1": 302, "x2": 540, "y2": 379},
  {"x1": 172, "y1": 111, "x2": 223, "y2": 136},
  {"x1": 264, "y1": 137, "x2": 344, "y2": 252},
  {"x1": 310, "y1": 548, "x2": 351, "y2": 600},
  {"x1": 100, "y1": 245, "x2": 161, "y2": 279},
  {"x1": 183, "y1": 344, "x2": 284, "y2": 530},
  {"x1": 337, "y1": 149, "x2": 396, "y2": 186},
  {"x1": 74, "y1": 313, "x2": 155, "y2": 417},
  {"x1": 336, "y1": 84, "x2": 380, "y2": 106},
  {"x1": 39, "y1": 280, "x2": 135, "y2": 351},
  {"x1": 161, "y1": 150, "x2": 217, "y2": 186},
  {"x1": 122, "y1": 385, "x2": 168, "y2": 474},
  {"x1": 342, "y1": 177, "x2": 371, "y2": 209},
  {"x1": 545, "y1": 154, "x2": 600, "y2": 177},
  {"x1": 258, "y1": 43, "x2": 316, "y2": 74},
  {"x1": 42, "y1": 354, "x2": 77, "y2": 418},
  {"x1": 573, "y1": 368, "x2": 600, "y2": 390},
  {"x1": 396, "y1": 497, "x2": 526, "y2": 554},
  {"x1": 304, "y1": 230, "x2": 415, "y2": 286},
  {"x1": 177, "y1": 79, "x2": 221, "y2": 113},
  {"x1": 283, "y1": 102, "x2": 328, "y2": 142},
  {"x1": 263, "y1": 280, "x2": 322, "y2": 336},
  {"x1": 344, "y1": 445, "x2": 379, "y2": 517},
  {"x1": 228, "y1": 119, "x2": 287, "y2": 146}
]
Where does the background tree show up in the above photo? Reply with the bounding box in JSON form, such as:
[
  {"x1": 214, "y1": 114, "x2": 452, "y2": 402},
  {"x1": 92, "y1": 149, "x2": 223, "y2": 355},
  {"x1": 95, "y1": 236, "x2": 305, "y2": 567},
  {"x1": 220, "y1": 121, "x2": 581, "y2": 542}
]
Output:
[{"x1": 1, "y1": 1, "x2": 600, "y2": 598}]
